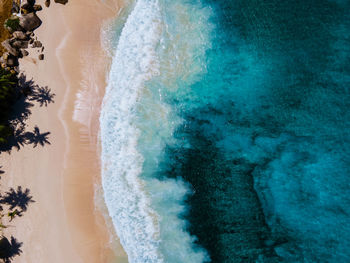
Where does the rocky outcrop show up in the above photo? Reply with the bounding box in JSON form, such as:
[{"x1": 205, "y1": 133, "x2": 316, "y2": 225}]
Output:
[
  {"x1": 1, "y1": 0, "x2": 66, "y2": 71},
  {"x1": 54, "y1": 0, "x2": 69, "y2": 5},
  {"x1": 1, "y1": 40, "x2": 19, "y2": 57},
  {"x1": 12, "y1": 40, "x2": 28, "y2": 49},
  {"x1": 13, "y1": 31, "x2": 28, "y2": 40},
  {"x1": 19, "y1": 13, "x2": 42, "y2": 32}
]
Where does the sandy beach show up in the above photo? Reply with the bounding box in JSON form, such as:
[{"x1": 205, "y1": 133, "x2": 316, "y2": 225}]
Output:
[{"x1": 0, "y1": 0, "x2": 127, "y2": 262}]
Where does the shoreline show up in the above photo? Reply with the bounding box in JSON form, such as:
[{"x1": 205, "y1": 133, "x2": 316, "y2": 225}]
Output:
[
  {"x1": 57, "y1": 0, "x2": 127, "y2": 261},
  {"x1": 1, "y1": 0, "x2": 127, "y2": 262}
]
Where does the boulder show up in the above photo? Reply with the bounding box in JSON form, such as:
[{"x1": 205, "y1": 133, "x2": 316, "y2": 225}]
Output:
[
  {"x1": 21, "y1": 49, "x2": 29, "y2": 57},
  {"x1": 6, "y1": 56, "x2": 19, "y2": 67},
  {"x1": 45, "y1": 0, "x2": 51, "y2": 7},
  {"x1": 21, "y1": 3, "x2": 33, "y2": 12},
  {"x1": 21, "y1": 0, "x2": 36, "y2": 12},
  {"x1": 54, "y1": 0, "x2": 68, "y2": 4},
  {"x1": 32, "y1": 40, "x2": 42, "y2": 48},
  {"x1": 13, "y1": 31, "x2": 28, "y2": 40},
  {"x1": 38, "y1": 54, "x2": 44, "y2": 60},
  {"x1": 22, "y1": 0, "x2": 36, "y2": 5},
  {"x1": 33, "y1": 4, "x2": 43, "y2": 11},
  {"x1": 1, "y1": 40, "x2": 19, "y2": 57},
  {"x1": 12, "y1": 40, "x2": 29, "y2": 49},
  {"x1": 19, "y1": 13, "x2": 42, "y2": 32}
]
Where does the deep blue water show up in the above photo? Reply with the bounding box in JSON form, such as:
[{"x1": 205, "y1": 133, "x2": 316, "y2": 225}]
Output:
[{"x1": 100, "y1": 0, "x2": 350, "y2": 262}]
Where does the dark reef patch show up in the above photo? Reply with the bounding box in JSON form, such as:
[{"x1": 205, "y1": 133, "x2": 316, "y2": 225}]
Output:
[{"x1": 159, "y1": 105, "x2": 281, "y2": 263}]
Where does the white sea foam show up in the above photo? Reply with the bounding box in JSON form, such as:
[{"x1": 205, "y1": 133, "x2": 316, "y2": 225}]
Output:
[
  {"x1": 100, "y1": 0, "x2": 214, "y2": 262},
  {"x1": 100, "y1": 0, "x2": 164, "y2": 262}
]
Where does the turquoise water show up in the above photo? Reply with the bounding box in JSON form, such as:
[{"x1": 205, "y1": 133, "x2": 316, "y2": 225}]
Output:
[{"x1": 100, "y1": 0, "x2": 350, "y2": 262}]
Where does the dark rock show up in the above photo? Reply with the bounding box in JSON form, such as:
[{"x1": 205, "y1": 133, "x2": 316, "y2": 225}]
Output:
[
  {"x1": 21, "y1": 3, "x2": 33, "y2": 12},
  {"x1": 29, "y1": 38, "x2": 34, "y2": 44},
  {"x1": 45, "y1": 0, "x2": 51, "y2": 7},
  {"x1": 38, "y1": 54, "x2": 44, "y2": 60},
  {"x1": 12, "y1": 40, "x2": 29, "y2": 49},
  {"x1": 13, "y1": 31, "x2": 28, "y2": 40},
  {"x1": 21, "y1": 49, "x2": 29, "y2": 57},
  {"x1": 54, "y1": 0, "x2": 68, "y2": 4},
  {"x1": 32, "y1": 40, "x2": 42, "y2": 48},
  {"x1": 11, "y1": 2, "x2": 20, "y2": 13},
  {"x1": 19, "y1": 13, "x2": 42, "y2": 32},
  {"x1": 21, "y1": 0, "x2": 36, "y2": 12},
  {"x1": 1, "y1": 40, "x2": 19, "y2": 57},
  {"x1": 33, "y1": 4, "x2": 43, "y2": 11},
  {"x1": 22, "y1": 0, "x2": 36, "y2": 6},
  {"x1": 6, "y1": 56, "x2": 19, "y2": 67}
]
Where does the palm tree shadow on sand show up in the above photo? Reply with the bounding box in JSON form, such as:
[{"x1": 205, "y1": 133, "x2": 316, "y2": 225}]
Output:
[
  {"x1": 0, "y1": 236, "x2": 22, "y2": 263},
  {"x1": 0, "y1": 74, "x2": 54, "y2": 153},
  {"x1": 0, "y1": 186, "x2": 35, "y2": 212},
  {"x1": 28, "y1": 86, "x2": 55, "y2": 107},
  {"x1": 0, "y1": 74, "x2": 49, "y2": 261},
  {"x1": 0, "y1": 125, "x2": 51, "y2": 152},
  {"x1": 24, "y1": 126, "x2": 51, "y2": 148},
  {"x1": 0, "y1": 172, "x2": 34, "y2": 262}
]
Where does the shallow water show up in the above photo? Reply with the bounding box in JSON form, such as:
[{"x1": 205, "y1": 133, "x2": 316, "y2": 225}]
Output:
[{"x1": 100, "y1": 0, "x2": 350, "y2": 262}]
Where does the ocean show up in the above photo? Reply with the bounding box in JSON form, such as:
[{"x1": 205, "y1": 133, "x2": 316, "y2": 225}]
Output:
[{"x1": 100, "y1": 0, "x2": 350, "y2": 262}]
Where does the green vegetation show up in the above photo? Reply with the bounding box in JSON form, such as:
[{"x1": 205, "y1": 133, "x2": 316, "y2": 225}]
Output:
[
  {"x1": 4, "y1": 17, "x2": 20, "y2": 32},
  {"x1": 0, "y1": 68, "x2": 17, "y2": 144}
]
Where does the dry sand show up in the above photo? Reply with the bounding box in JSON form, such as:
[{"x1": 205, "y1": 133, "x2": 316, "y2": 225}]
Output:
[{"x1": 0, "y1": 0, "x2": 127, "y2": 262}]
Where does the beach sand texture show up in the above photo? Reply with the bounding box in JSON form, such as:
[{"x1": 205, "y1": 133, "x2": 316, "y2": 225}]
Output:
[{"x1": 0, "y1": 0, "x2": 128, "y2": 262}]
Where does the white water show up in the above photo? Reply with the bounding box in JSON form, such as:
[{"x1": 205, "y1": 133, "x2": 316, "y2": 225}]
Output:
[
  {"x1": 100, "y1": 0, "x2": 164, "y2": 262},
  {"x1": 100, "y1": 0, "x2": 213, "y2": 262}
]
